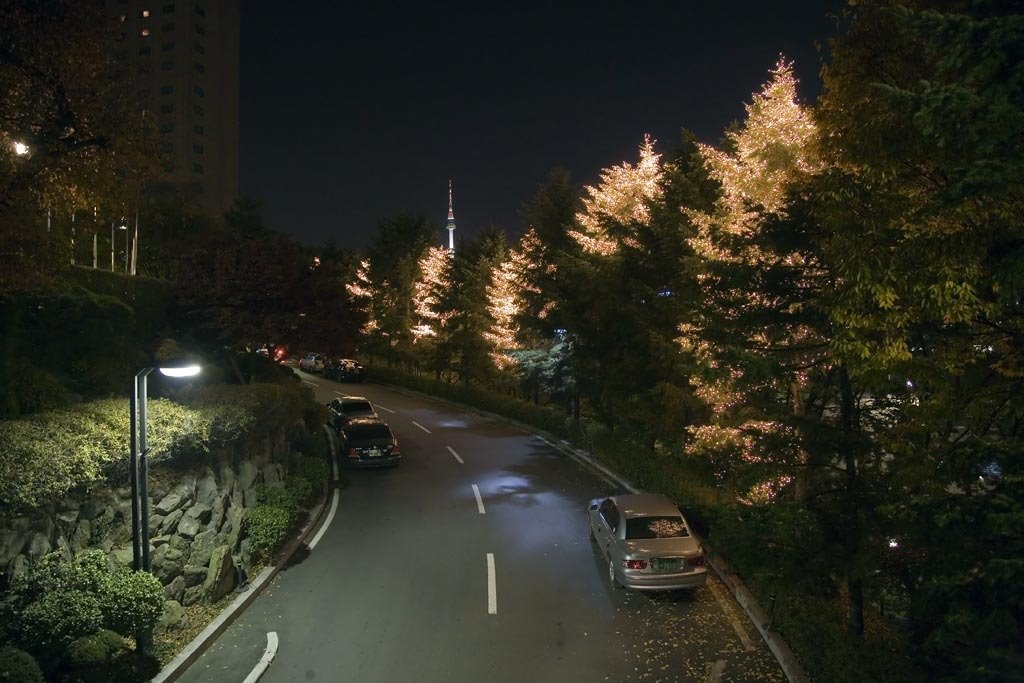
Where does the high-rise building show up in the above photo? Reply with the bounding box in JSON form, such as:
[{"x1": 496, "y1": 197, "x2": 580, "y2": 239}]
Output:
[
  {"x1": 446, "y1": 179, "x2": 456, "y2": 251},
  {"x1": 111, "y1": 0, "x2": 239, "y2": 215}
]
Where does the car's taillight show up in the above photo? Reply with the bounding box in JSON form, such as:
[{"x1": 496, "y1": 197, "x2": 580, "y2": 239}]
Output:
[
  {"x1": 390, "y1": 444, "x2": 401, "y2": 455},
  {"x1": 347, "y1": 448, "x2": 359, "y2": 459},
  {"x1": 624, "y1": 559, "x2": 648, "y2": 570},
  {"x1": 687, "y1": 555, "x2": 705, "y2": 567}
]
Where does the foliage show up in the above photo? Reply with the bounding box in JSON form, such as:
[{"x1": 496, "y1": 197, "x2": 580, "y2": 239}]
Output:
[
  {"x1": 245, "y1": 504, "x2": 295, "y2": 556},
  {"x1": 292, "y1": 454, "x2": 329, "y2": 487},
  {"x1": 285, "y1": 475, "x2": 314, "y2": 506},
  {"x1": 67, "y1": 629, "x2": 129, "y2": 683},
  {"x1": 0, "y1": 646, "x2": 43, "y2": 683},
  {"x1": 95, "y1": 568, "x2": 164, "y2": 637},
  {"x1": 19, "y1": 590, "x2": 103, "y2": 652}
]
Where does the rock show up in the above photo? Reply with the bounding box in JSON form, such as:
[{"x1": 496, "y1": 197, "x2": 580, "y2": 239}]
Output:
[
  {"x1": 79, "y1": 499, "x2": 103, "y2": 520},
  {"x1": 107, "y1": 520, "x2": 131, "y2": 546},
  {"x1": 182, "y1": 586, "x2": 204, "y2": 607},
  {"x1": 148, "y1": 513, "x2": 165, "y2": 534},
  {"x1": 6, "y1": 554, "x2": 28, "y2": 584},
  {"x1": 56, "y1": 509, "x2": 78, "y2": 525},
  {"x1": 155, "y1": 484, "x2": 193, "y2": 515},
  {"x1": 151, "y1": 535, "x2": 169, "y2": 548},
  {"x1": 203, "y1": 546, "x2": 236, "y2": 602},
  {"x1": 225, "y1": 508, "x2": 245, "y2": 551},
  {"x1": 164, "y1": 575, "x2": 185, "y2": 602},
  {"x1": 151, "y1": 545, "x2": 185, "y2": 583},
  {"x1": 210, "y1": 497, "x2": 226, "y2": 532},
  {"x1": 183, "y1": 565, "x2": 208, "y2": 588},
  {"x1": 261, "y1": 463, "x2": 281, "y2": 486},
  {"x1": 55, "y1": 535, "x2": 73, "y2": 561},
  {"x1": 113, "y1": 501, "x2": 132, "y2": 526},
  {"x1": 189, "y1": 529, "x2": 218, "y2": 568},
  {"x1": 71, "y1": 520, "x2": 91, "y2": 552},
  {"x1": 157, "y1": 600, "x2": 187, "y2": 632},
  {"x1": 239, "y1": 538, "x2": 253, "y2": 570},
  {"x1": 185, "y1": 503, "x2": 212, "y2": 524},
  {"x1": 111, "y1": 545, "x2": 135, "y2": 567},
  {"x1": 238, "y1": 461, "x2": 260, "y2": 491},
  {"x1": 26, "y1": 532, "x2": 51, "y2": 560},
  {"x1": 168, "y1": 534, "x2": 189, "y2": 552},
  {"x1": 219, "y1": 465, "x2": 236, "y2": 498},
  {"x1": 176, "y1": 515, "x2": 201, "y2": 539},
  {"x1": 243, "y1": 487, "x2": 258, "y2": 508},
  {"x1": 196, "y1": 469, "x2": 218, "y2": 507},
  {"x1": 159, "y1": 509, "x2": 184, "y2": 534},
  {"x1": 0, "y1": 530, "x2": 29, "y2": 567}
]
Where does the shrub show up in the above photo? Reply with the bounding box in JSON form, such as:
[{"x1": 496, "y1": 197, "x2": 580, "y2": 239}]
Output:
[
  {"x1": 256, "y1": 484, "x2": 298, "y2": 512},
  {"x1": 96, "y1": 568, "x2": 164, "y2": 636},
  {"x1": 67, "y1": 629, "x2": 128, "y2": 683},
  {"x1": 285, "y1": 475, "x2": 313, "y2": 505},
  {"x1": 245, "y1": 505, "x2": 294, "y2": 555},
  {"x1": 19, "y1": 590, "x2": 103, "y2": 651},
  {"x1": 293, "y1": 454, "x2": 329, "y2": 486},
  {"x1": 291, "y1": 428, "x2": 327, "y2": 460},
  {"x1": 0, "y1": 646, "x2": 43, "y2": 683}
]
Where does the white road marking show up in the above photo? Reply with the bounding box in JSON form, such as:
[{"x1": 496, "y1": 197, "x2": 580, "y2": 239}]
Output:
[
  {"x1": 447, "y1": 446, "x2": 464, "y2": 464},
  {"x1": 374, "y1": 403, "x2": 396, "y2": 413},
  {"x1": 308, "y1": 490, "x2": 339, "y2": 550},
  {"x1": 472, "y1": 484, "x2": 486, "y2": 514},
  {"x1": 708, "y1": 579, "x2": 756, "y2": 652},
  {"x1": 487, "y1": 553, "x2": 497, "y2": 615},
  {"x1": 412, "y1": 421, "x2": 431, "y2": 434},
  {"x1": 535, "y1": 435, "x2": 556, "y2": 448},
  {"x1": 302, "y1": 380, "x2": 318, "y2": 387},
  {"x1": 242, "y1": 631, "x2": 278, "y2": 683},
  {"x1": 706, "y1": 659, "x2": 726, "y2": 682},
  {"x1": 333, "y1": 390, "x2": 347, "y2": 396}
]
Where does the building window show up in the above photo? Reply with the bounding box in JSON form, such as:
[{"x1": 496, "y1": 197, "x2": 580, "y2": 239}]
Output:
[
  {"x1": 160, "y1": 60, "x2": 174, "y2": 71},
  {"x1": 160, "y1": 84, "x2": 174, "y2": 95},
  {"x1": 193, "y1": 85, "x2": 204, "y2": 97},
  {"x1": 195, "y1": 23, "x2": 205, "y2": 35},
  {"x1": 194, "y1": 41, "x2": 205, "y2": 54},
  {"x1": 195, "y1": 4, "x2": 205, "y2": 16},
  {"x1": 193, "y1": 124, "x2": 204, "y2": 135},
  {"x1": 193, "y1": 143, "x2": 204, "y2": 155},
  {"x1": 159, "y1": 122, "x2": 174, "y2": 133},
  {"x1": 162, "y1": 22, "x2": 174, "y2": 32},
  {"x1": 162, "y1": 41, "x2": 174, "y2": 51},
  {"x1": 193, "y1": 162, "x2": 204, "y2": 174},
  {"x1": 138, "y1": 46, "x2": 151, "y2": 56},
  {"x1": 160, "y1": 103, "x2": 174, "y2": 114},
  {"x1": 163, "y1": 3, "x2": 175, "y2": 13},
  {"x1": 140, "y1": 28, "x2": 150, "y2": 37},
  {"x1": 141, "y1": 9, "x2": 150, "y2": 18},
  {"x1": 193, "y1": 104, "x2": 204, "y2": 116},
  {"x1": 194, "y1": 62, "x2": 205, "y2": 74}
]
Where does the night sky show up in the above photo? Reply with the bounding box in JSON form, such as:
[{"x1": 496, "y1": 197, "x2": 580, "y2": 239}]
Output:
[{"x1": 241, "y1": 1, "x2": 846, "y2": 250}]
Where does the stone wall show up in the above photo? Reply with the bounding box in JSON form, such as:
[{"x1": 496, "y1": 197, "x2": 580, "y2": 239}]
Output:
[{"x1": 0, "y1": 424, "x2": 304, "y2": 607}]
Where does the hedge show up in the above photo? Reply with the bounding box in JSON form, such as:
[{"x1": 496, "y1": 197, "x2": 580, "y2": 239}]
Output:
[
  {"x1": 0, "y1": 381, "x2": 324, "y2": 512},
  {"x1": 0, "y1": 646, "x2": 43, "y2": 683}
]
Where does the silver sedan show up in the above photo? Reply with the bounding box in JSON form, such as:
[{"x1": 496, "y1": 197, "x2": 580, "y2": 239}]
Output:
[{"x1": 588, "y1": 493, "x2": 708, "y2": 591}]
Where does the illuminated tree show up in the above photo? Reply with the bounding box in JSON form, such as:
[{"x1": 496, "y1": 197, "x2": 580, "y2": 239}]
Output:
[
  {"x1": 485, "y1": 228, "x2": 545, "y2": 368},
  {"x1": 411, "y1": 245, "x2": 452, "y2": 340},
  {"x1": 346, "y1": 259, "x2": 377, "y2": 336}
]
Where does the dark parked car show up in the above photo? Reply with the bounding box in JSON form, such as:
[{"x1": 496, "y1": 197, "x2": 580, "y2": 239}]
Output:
[
  {"x1": 323, "y1": 358, "x2": 366, "y2": 382},
  {"x1": 327, "y1": 396, "x2": 379, "y2": 429},
  {"x1": 339, "y1": 417, "x2": 401, "y2": 468}
]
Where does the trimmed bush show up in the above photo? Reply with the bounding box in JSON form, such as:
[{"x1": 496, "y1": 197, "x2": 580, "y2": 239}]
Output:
[
  {"x1": 256, "y1": 484, "x2": 298, "y2": 512},
  {"x1": 67, "y1": 629, "x2": 128, "y2": 683},
  {"x1": 19, "y1": 590, "x2": 103, "y2": 651},
  {"x1": 96, "y1": 568, "x2": 164, "y2": 637},
  {"x1": 245, "y1": 505, "x2": 294, "y2": 556},
  {"x1": 285, "y1": 475, "x2": 313, "y2": 505},
  {"x1": 0, "y1": 646, "x2": 43, "y2": 683},
  {"x1": 293, "y1": 455, "x2": 329, "y2": 486}
]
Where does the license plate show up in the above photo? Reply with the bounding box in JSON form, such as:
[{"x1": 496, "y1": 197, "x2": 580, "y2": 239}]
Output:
[
  {"x1": 368, "y1": 448, "x2": 382, "y2": 457},
  {"x1": 653, "y1": 559, "x2": 678, "y2": 573}
]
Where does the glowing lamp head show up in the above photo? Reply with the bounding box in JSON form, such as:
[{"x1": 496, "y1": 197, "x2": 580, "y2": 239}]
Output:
[
  {"x1": 13, "y1": 142, "x2": 29, "y2": 156},
  {"x1": 158, "y1": 364, "x2": 201, "y2": 378}
]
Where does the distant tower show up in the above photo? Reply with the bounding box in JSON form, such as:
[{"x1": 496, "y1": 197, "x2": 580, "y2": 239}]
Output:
[{"x1": 446, "y1": 179, "x2": 457, "y2": 252}]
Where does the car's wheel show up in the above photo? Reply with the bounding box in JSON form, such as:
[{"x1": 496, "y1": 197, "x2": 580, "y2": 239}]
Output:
[{"x1": 608, "y1": 560, "x2": 623, "y2": 589}]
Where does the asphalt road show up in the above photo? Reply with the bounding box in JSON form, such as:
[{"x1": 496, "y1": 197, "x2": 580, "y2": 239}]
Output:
[{"x1": 177, "y1": 370, "x2": 785, "y2": 683}]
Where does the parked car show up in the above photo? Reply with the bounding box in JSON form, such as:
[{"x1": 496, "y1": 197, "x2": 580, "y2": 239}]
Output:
[
  {"x1": 338, "y1": 417, "x2": 401, "y2": 468},
  {"x1": 327, "y1": 396, "x2": 378, "y2": 429},
  {"x1": 298, "y1": 352, "x2": 326, "y2": 373},
  {"x1": 323, "y1": 358, "x2": 366, "y2": 382},
  {"x1": 588, "y1": 493, "x2": 707, "y2": 591}
]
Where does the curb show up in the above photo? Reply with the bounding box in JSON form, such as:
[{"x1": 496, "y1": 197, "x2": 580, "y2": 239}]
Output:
[
  {"x1": 371, "y1": 379, "x2": 809, "y2": 683},
  {"x1": 151, "y1": 457, "x2": 337, "y2": 683}
]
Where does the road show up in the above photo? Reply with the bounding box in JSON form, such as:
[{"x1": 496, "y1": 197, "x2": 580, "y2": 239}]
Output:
[{"x1": 177, "y1": 370, "x2": 786, "y2": 683}]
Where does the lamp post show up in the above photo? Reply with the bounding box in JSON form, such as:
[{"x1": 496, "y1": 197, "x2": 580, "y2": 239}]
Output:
[
  {"x1": 12, "y1": 141, "x2": 29, "y2": 156},
  {"x1": 129, "y1": 363, "x2": 201, "y2": 573}
]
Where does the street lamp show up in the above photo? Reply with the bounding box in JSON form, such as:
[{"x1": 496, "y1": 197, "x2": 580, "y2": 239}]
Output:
[
  {"x1": 12, "y1": 141, "x2": 29, "y2": 156},
  {"x1": 128, "y1": 363, "x2": 202, "y2": 574}
]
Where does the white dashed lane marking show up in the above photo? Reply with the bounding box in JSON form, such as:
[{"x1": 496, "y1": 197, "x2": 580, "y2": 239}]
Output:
[
  {"x1": 374, "y1": 403, "x2": 396, "y2": 413},
  {"x1": 412, "y1": 421, "x2": 431, "y2": 434},
  {"x1": 447, "y1": 446, "x2": 464, "y2": 464},
  {"x1": 487, "y1": 553, "x2": 497, "y2": 615},
  {"x1": 472, "y1": 484, "x2": 486, "y2": 514}
]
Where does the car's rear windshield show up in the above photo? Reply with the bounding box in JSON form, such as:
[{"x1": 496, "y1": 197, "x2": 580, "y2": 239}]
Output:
[
  {"x1": 347, "y1": 424, "x2": 392, "y2": 439},
  {"x1": 625, "y1": 516, "x2": 689, "y2": 539},
  {"x1": 342, "y1": 401, "x2": 373, "y2": 413}
]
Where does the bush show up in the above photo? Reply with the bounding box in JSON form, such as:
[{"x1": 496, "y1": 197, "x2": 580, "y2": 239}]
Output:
[
  {"x1": 292, "y1": 428, "x2": 327, "y2": 460},
  {"x1": 293, "y1": 454, "x2": 329, "y2": 486},
  {"x1": 96, "y1": 568, "x2": 164, "y2": 637},
  {"x1": 256, "y1": 484, "x2": 298, "y2": 512},
  {"x1": 285, "y1": 475, "x2": 313, "y2": 505},
  {"x1": 67, "y1": 629, "x2": 128, "y2": 683},
  {"x1": 245, "y1": 504, "x2": 295, "y2": 555},
  {"x1": 19, "y1": 590, "x2": 103, "y2": 651},
  {"x1": 0, "y1": 646, "x2": 43, "y2": 683}
]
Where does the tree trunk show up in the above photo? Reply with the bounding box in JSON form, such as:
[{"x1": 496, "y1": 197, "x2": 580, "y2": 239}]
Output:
[
  {"x1": 792, "y1": 379, "x2": 809, "y2": 501},
  {"x1": 839, "y1": 365, "x2": 865, "y2": 636}
]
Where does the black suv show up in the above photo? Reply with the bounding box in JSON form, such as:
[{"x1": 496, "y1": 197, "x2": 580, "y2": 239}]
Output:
[
  {"x1": 323, "y1": 358, "x2": 366, "y2": 382},
  {"x1": 339, "y1": 418, "x2": 401, "y2": 468}
]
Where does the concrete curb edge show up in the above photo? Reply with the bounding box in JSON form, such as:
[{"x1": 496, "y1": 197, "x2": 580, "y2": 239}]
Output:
[
  {"x1": 151, "y1": 460, "x2": 336, "y2": 683},
  {"x1": 371, "y1": 379, "x2": 809, "y2": 683}
]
